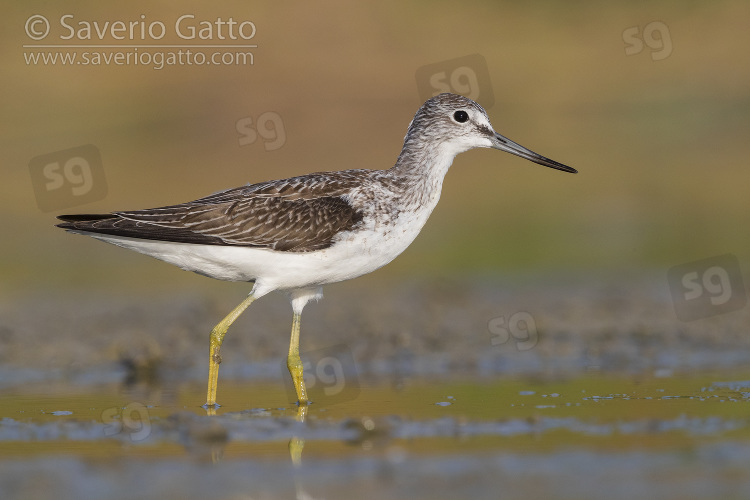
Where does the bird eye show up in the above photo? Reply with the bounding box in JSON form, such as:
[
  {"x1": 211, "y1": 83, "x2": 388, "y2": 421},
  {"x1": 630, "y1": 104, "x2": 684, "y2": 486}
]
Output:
[{"x1": 453, "y1": 110, "x2": 469, "y2": 123}]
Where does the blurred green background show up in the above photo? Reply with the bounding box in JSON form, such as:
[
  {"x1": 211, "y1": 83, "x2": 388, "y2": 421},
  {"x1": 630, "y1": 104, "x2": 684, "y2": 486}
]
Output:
[{"x1": 2, "y1": 0, "x2": 749, "y2": 295}]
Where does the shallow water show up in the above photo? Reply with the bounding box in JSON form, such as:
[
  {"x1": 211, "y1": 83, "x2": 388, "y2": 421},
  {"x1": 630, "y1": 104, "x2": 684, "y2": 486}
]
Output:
[
  {"x1": 3, "y1": 372, "x2": 750, "y2": 499},
  {"x1": 2, "y1": 279, "x2": 750, "y2": 499}
]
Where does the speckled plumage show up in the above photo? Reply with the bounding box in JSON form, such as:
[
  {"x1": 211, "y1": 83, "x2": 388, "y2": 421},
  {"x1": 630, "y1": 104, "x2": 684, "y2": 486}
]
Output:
[
  {"x1": 58, "y1": 93, "x2": 575, "y2": 289},
  {"x1": 58, "y1": 172, "x2": 369, "y2": 252},
  {"x1": 56, "y1": 93, "x2": 576, "y2": 408},
  {"x1": 59, "y1": 95, "x2": 477, "y2": 253}
]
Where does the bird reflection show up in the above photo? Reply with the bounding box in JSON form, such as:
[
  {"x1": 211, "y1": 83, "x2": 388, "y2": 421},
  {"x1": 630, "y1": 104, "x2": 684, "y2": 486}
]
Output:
[{"x1": 289, "y1": 404, "x2": 309, "y2": 498}]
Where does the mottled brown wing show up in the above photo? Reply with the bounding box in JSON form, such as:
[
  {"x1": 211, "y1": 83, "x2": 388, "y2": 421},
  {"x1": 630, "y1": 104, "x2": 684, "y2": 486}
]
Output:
[
  {"x1": 118, "y1": 195, "x2": 363, "y2": 251},
  {"x1": 57, "y1": 171, "x2": 369, "y2": 252}
]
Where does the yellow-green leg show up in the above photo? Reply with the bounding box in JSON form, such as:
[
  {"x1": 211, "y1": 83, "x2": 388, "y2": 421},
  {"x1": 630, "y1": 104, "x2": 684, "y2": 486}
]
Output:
[
  {"x1": 204, "y1": 293, "x2": 257, "y2": 409},
  {"x1": 287, "y1": 312, "x2": 309, "y2": 405}
]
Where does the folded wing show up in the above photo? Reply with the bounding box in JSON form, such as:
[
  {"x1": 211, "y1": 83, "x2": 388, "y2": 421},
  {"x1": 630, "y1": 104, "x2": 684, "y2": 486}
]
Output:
[{"x1": 57, "y1": 173, "x2": 367, "y2": 252}]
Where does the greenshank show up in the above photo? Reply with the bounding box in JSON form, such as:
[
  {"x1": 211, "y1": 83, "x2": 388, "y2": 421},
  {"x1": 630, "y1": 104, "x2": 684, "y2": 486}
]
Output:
[{"x1": 57, "y1": 93, "x2": 577, "y2": 409}]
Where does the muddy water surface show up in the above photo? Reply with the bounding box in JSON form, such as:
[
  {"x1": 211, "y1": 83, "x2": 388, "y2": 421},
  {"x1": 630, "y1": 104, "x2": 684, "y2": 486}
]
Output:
[{"x1": 2, "y1": 278, "x2": 750, "y2": 499}]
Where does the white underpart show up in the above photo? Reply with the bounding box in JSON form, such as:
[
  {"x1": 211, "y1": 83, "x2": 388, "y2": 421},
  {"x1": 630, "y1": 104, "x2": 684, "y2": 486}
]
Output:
[
  {"x1": 72, "y1": 154, "x2": 451, "y2": 298},
  {"x1": 67, "y1": 96, "x2": 499, "y2": 313},
  {"x1": 79, "y1": 209, "x2": 424, "y2": 292}
]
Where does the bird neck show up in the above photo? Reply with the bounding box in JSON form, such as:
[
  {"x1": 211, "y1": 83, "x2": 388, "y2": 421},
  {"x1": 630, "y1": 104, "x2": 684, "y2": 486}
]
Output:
[{"x1": 390, "y1": 138, "x2": 456, "y2": 193}]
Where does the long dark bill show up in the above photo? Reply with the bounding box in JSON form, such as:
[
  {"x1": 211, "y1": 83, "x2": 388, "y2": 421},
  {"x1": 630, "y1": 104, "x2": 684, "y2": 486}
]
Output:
[{"x1": 491, "y1": 132, "x2": 577, "y2": 174}]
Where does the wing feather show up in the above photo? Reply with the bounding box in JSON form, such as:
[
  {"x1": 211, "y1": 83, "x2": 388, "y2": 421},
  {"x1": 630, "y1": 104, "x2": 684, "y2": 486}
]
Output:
[{"x1": 57, "y1": 171, "x2": 369, "y2": 252}]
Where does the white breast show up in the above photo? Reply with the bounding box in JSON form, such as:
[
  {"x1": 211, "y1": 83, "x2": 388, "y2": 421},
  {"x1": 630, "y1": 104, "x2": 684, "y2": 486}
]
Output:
[
  {"x1": 76, "y1": 164, "x2": 447, "y2": 293},
  {"x1": 77, "y1": 193, "x2": 437, "y2": 293}
]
